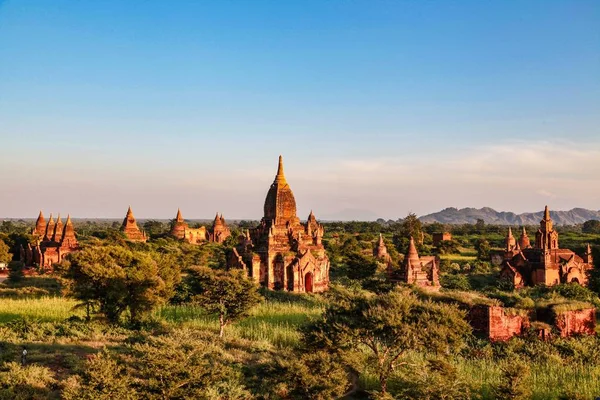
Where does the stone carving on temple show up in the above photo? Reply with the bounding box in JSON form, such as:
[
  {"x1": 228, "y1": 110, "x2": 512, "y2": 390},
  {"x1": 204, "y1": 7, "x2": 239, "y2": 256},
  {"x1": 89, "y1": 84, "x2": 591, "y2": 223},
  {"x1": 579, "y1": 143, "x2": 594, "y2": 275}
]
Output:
[{"x1": 228, "y1": 156, "x2": 330, "y2": 293}]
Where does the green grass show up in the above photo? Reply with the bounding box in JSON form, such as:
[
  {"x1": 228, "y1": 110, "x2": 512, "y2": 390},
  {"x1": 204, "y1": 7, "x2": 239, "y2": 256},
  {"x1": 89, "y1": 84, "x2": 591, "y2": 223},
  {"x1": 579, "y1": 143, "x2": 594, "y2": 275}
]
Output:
[
  {"x1": 155, "y1": 300, "x2": 323, "y2": 347},
  {"x1": 0, "y1": 297, "x2": 80, "y2": 323},
  {"x1": 439, "y1": 254, "x2": 477, "y2": 262}
]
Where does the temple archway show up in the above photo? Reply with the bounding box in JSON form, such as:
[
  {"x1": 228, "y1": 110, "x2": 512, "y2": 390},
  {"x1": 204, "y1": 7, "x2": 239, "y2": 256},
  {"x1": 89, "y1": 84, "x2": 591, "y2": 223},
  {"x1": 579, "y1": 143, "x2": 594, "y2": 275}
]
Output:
[
  {"x1": 571, "y1": 277, "x2": 580, "y2": 284},
  {"x1": 305, "y1": 272, "x2": 314, "y2": 293}
]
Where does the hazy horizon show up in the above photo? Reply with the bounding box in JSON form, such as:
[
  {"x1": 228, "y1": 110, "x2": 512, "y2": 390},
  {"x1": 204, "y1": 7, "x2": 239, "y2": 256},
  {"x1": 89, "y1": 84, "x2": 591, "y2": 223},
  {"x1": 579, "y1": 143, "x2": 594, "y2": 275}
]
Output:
[{"x1": 1, "y1": 1, "x2": 599, "y2": 220}]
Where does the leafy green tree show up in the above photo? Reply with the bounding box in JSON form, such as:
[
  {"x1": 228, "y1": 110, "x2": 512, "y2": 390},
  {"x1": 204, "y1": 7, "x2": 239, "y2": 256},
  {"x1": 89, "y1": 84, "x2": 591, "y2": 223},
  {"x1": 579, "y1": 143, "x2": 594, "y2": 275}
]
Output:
[
  {"x1": 582, "y1": 220, "x2": 600, "y2": 234},
  {"x1": 476, "y1": 239, "x2": 491, "y2": 261},
  {"x1": 62, "y1": 246, "x2": 178, "y2": 324},
  {"x1": 143, "y1": 220, "x2": 167, "y2": 238},
  {"x1": 187, "y1": 266, "x2": 262, "y2": 337},
  {"x1": 400, "y1": 213, "x2": 423, "y2": 244},
  {"x1": 436, "y1": 240, "x2": 460, "y2": 255},
  {"x1": 305, "y1": 286, "x2": 470, "y2": 396},
  {"x1": 0, "y1": 239, "x2": 11, "y2": 264},
  {"x1": 440, "y1": 274, "x2": 471, "y2": 291},
  {"x1": 345, "y1": 252, "x2": 378, "y2": 281}
]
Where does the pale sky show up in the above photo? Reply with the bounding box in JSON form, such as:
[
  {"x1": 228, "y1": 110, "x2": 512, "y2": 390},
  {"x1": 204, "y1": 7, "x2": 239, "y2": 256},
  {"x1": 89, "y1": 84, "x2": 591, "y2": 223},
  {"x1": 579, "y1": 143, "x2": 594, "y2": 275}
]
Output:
[{"x1": 1, "y1": 1, "x2": 599, "y2": 220}]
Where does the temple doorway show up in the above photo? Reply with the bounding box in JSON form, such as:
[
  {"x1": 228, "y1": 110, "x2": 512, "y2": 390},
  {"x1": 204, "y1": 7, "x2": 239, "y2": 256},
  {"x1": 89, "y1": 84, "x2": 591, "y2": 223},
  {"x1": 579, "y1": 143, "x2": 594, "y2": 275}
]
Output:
[{"x1": 305, "y1": 272, "x2": 314, "y2": 293}]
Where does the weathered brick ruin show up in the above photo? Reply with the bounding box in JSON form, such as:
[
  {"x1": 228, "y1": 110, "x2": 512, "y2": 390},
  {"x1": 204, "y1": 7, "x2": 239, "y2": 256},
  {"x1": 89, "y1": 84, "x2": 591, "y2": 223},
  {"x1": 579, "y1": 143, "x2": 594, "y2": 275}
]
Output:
[
  {"x1": 387, "y1": 236, "x2": 440, "y2": 288},
  {"x1": 121, "y1": 206, "x2": 147, "y2": 242},
  {"x1": 469, "y1": 304, "x2": 596, "y2": 341},
  {"x1": 432, "y1": 232, "x2": 452, "y2": 246},
  {"x1": 468, "y1": 305, "x2": 530, "y2": 341},
  {"x1": 169, "y1": 209, "x2": 231, "y2": 244},
  {"x1": 21, "y1": 211, "x2": 79, "y2": 268},
  {"x1": 500, "y1": 206, "x2": 594, "y2": 287},
  {"x1": 229, "y1": 156, "x2": 330, "y2": 293}
]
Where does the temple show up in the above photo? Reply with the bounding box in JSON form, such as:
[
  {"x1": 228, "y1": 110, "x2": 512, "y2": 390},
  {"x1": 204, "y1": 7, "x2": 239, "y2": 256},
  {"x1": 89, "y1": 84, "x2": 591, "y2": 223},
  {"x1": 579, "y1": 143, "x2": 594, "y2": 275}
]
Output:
[
  {"x1": 500, "y1": 206, "x2": 594, "y2": 287},
  {"x1": 374, "y1": 233, "x2": 391, "y2": 263},
  {"x1": 121, "y1": 206, "x2": 147, "y2": 242},
  {"x1": 229, "y1": 156, "x2": 330, "y2": 293},
  {"x1": 22, "y1": 211, "x2": 79, "y2": 268},
  {"x1": 169, "y1": 209, "x2": 230, "y2": 244},
  {"x1": 387, "y1": 236, "x2": 440, "y2": 288},
  {"x1": 170, "y1": 208, "x2": 207, "y2": 244}
]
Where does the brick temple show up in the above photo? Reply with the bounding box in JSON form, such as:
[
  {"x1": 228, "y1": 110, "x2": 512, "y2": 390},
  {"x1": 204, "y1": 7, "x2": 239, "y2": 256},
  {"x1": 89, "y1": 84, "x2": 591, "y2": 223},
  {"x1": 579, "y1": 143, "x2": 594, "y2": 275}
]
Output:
[
  {"x1": 21, "y1": 211, "x2": 79, "y2": 268},
  {"x1": 500, "y1": 206, "x2": 594, "y2": 287},
  {"x1": 170, "y1": 209, "x2": 231, "y2": 244},
  {"x1": 229, "y1": 156, "x2": 330, "y2": 293},
  {"x1": 387, "y1": 236, "x2": 440, "y2": 288},
  {"x1": 121, "y1": 206, "x2": 147, "y2": 242}
]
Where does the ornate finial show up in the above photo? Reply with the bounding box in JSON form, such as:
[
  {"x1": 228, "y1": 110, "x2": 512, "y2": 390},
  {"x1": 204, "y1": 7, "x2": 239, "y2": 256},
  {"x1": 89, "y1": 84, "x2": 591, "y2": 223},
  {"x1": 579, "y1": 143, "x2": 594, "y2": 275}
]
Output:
[
  {"x1": 544, "y1": 205, "x2": 550, "y2": 220},
  {"x1": 56, "y1": 214, "x2": 62, "y2": 223},
  {"x1": 522, "y1": 226, "x2": 527, "y2": 236},
  {"x1": 507, "y1": 227, "x2": 513, "y2": 237},
  {"x1": 276, "y1": 155, "x2": 287, "y2": 184},
  {"x1": 65, "y1": 214, "x2": 72, "y2": 225},
  {"x1": 176, "y1": 208, "x2": 183, "y2": 222}
]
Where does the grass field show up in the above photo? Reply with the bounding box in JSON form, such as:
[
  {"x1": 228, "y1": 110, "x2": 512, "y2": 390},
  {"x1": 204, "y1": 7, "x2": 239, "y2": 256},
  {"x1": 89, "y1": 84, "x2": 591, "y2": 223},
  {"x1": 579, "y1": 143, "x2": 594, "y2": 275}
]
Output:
[{"x1": 0, "y1": 292, "x2": 599, "y2": 398}]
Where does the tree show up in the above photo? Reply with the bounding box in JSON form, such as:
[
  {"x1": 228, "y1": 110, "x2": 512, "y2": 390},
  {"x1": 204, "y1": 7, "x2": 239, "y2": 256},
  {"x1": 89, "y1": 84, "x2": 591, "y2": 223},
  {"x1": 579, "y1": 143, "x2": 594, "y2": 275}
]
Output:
[
  {"x1": 582, "y1": 220, "x2": 600, "y2": 234},
  {"x1": 187, "y1": 266, "x2": 262, "y2": 337},
  {"x1": 0, "y1": 239, "x2": 11, "y2": 263},
  {"x1": 400, "y1": 213, "x2": 423, "y2": 244},
  {"x1": 436, "y1": 240, "x2": 460, "y2": 255},
  {"x1": 345, "y1": 252, "x2": 378, "y2": 281},
  {"x1": 305, "y1": 286, "x2": 471, "y2": 396},
  {"x1": 476, "y1": 239, "x2": 491, "y2": 261},
  {"x1": 62, "y1": 246, "x2": 178, "y2": 324}
]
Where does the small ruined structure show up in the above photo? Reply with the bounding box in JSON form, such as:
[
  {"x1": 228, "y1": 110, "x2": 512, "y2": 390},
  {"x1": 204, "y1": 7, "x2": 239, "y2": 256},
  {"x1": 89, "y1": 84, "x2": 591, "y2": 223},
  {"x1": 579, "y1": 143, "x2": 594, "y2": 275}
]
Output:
[
  {"x1": 388, "y1": 236, "x2": 439, "y2": 288},
  {"x1": 120, "y1": 206, "x2": 147, "y2": 242},
  {"x1": 469, "y1": 304, "x2": 596, "y2": 341},
  {"x1": 229, "y1": 156, "x2": 330, "y2": 293},
  {"x1": 208, "y1": 213, "x2": 231, "y2": 244},
  {"x1": 432, "y1": 232, "x2": 452, "y2": 246},
  {"x1": 170, "y1": 209, "x2": 230, "y2": 244},
  {"x1": 374, "y1": 233, "x2": 391, "y2": 263},
  {"x1": 468, "y1": 305, "x2": 530, "y2": 342},
  {"x1": 22, "y1": 211, "x2": 79, "y2": 268},
  {"x1": 500, "y1": 206, "x2": 594, "y2": 287},
  {"x1": 170, "y1": 209, "x2": 207, "y2": 244}
]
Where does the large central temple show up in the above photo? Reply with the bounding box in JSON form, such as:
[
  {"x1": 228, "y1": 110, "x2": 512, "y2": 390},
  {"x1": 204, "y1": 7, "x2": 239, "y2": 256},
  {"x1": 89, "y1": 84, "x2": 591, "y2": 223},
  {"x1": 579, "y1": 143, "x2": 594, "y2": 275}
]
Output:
[{"x1": 229, "y1": 156, "x2": 330, "y2": 293}]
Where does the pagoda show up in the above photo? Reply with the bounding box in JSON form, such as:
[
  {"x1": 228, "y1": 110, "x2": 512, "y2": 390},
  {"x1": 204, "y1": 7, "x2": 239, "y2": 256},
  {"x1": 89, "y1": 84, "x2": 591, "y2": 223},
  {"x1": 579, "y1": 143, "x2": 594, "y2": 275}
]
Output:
[
  {"x1": 229, "y1": 156, "x2": 330, "y2": 293},
  {"x1": 120, "y1": 206, "x2": 147, "y2": 242}
]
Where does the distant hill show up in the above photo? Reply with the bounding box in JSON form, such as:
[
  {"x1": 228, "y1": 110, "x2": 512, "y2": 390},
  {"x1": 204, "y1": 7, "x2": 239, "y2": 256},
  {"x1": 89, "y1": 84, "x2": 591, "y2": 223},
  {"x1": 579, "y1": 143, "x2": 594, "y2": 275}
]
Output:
[{"x1": 419, "y1": 207, "x2": 600, "y2": 226}]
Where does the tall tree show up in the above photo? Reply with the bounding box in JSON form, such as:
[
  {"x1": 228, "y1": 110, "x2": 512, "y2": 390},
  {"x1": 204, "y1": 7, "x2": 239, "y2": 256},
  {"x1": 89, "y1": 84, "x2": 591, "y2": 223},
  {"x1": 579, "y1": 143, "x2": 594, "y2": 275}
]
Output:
[
  {"x1": 305, "y1": 286, "x2": 470, "y2": 396},
  {"x1": 400, "y1": 213, "x2": 423, "y2": 244},
  {"x1": 62, "y1": 246, "x2": 178, "y2": 323},
  {"x1": 187, "y1": 266, "x2": 262, "y2": 337}
]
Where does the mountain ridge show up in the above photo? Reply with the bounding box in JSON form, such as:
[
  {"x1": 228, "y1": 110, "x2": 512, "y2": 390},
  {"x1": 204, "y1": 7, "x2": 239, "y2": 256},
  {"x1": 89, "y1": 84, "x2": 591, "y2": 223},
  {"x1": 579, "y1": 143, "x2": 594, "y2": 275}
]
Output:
[{"x1": 419, "y1": 207, "x2": 600, "y2": 225}]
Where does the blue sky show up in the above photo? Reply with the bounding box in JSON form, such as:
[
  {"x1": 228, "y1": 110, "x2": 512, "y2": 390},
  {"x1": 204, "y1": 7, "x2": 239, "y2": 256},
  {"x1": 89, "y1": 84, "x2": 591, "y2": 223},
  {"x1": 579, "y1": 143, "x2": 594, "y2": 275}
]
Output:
[{"x1": 1, "y1": 0, "x2": 599, "y2": 219}]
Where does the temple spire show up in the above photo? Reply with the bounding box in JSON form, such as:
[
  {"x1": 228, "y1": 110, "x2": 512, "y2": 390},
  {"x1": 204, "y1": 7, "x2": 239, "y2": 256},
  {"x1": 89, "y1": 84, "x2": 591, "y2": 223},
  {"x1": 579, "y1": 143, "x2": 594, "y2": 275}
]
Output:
[
  {"x1": 175, "y1": 208, "x2": 183, "y2": 222},
  {"x1": 544, "y1": 205, "x2": 550, "y2": 221},
  {"x1": 276, "y1": 155, "x2": 287, "y2": 184},
  {"x1": 406, "y1": 236, "x2": 420, "y2": 266}
]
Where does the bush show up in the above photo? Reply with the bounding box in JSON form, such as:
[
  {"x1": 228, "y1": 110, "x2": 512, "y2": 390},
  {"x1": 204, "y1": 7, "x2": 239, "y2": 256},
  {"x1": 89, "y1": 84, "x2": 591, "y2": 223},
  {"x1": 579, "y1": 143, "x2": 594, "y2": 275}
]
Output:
[{"x1": 440, "y1": 274, "x2": 471, "y2": 291}]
